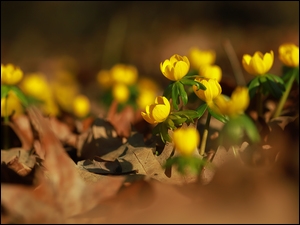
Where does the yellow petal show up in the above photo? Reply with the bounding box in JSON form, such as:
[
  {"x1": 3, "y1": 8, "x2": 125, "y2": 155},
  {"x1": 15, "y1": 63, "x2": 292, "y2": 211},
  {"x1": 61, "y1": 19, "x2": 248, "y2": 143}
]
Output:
[
  {"x1": 251, "y1": 52, "x2": 266, "y2": 75},
  {"x1": 263, "y1": 51, "x2": 274, "y2": 72},
  {"x1": 173, "y1": 61, "x2": 189, "y2": 80}
]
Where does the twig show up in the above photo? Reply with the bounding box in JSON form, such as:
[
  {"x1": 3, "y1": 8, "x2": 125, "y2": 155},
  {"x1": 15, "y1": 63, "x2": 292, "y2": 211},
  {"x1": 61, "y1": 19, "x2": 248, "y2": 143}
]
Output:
[{"x1": 222, "y1": 38, "x2": 246, "y2": 86}]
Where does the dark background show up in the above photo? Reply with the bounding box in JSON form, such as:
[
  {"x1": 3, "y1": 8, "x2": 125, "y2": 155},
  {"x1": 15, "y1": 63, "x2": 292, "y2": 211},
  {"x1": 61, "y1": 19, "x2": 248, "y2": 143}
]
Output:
[{"x1": 1, "y1": 1, "x2": 299, "y2": 95}]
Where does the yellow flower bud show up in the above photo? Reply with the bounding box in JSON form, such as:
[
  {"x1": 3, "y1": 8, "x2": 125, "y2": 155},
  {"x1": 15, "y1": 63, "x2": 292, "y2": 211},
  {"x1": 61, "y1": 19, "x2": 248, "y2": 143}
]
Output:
[
  {"x1": 278, "y1": 43, "x2": 299, "y2": 68},
  {"x1": 209, "y1": 86, "x2": 250, "y2": 117},
  {"x1": 72, "y1": 95, "x2": 90, "y2": 118},
  {"x1": 141, "y1": 96, "x2": 170, "y2": 124},
  {"x1": 112, "y1": 83, "x2": 130, "y2": 103},
  {"x1": 1, "y1": 63, "x2": 23, "y2": 85},
  {"x1": 1, "y1": 91, "x2": 24, "y2": 117},
  {"x1": 160, "y1": 54, "x2": 190, "y2": 81},
  {"x1": 199, "y1": 64, "x2": 222, "y2": 83},
  {"x1": 242, "y1": 50, "x2": 274, "y2": 76},
  {"x1": 173, "y1": 127, "x2": 200, "y2": 156},
  {"x1": 188, "y1": 47, "x2": 216, "y2": 70},
  {"x1": 110, "y1": 64, "x2": 138, "y2": 85},
  {"x1": 97, "y1": 69, "x2": 113, "y2": 89},
  {"x1": 193, "y1": 78, "x2": 222, "y2": 103}
]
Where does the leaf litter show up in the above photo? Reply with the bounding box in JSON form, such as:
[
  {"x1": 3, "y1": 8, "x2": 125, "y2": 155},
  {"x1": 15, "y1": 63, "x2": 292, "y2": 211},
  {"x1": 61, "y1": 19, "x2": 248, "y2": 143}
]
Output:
[{"x1": 1, "y1": 105, "x2": 299, "y2": 223}]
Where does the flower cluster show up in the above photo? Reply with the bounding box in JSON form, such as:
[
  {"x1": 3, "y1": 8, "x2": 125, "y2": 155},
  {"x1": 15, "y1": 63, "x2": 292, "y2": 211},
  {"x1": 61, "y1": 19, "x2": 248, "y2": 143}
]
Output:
[
  {"x1": 97, "y1": 63, "x2": 159, "y2": 111},
  {"x1": 1, "y1": 64, "x2": 91, "y2": 119}
]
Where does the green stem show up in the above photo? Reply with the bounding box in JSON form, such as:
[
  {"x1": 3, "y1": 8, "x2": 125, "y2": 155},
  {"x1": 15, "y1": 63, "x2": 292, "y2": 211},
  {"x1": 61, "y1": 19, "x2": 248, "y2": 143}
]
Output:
[
  {"x1": 3, "y1": 95, "x2": 9, "y2": 150},
  {"x1": 199, "y1": 112, "x2": 211, "y2": 156},
  {"x1": 273, "y1": 74, "x2": 296, "y2": 118},
  {"x1": 257, "y1": 86, "x2": 263, "y2": 118}
]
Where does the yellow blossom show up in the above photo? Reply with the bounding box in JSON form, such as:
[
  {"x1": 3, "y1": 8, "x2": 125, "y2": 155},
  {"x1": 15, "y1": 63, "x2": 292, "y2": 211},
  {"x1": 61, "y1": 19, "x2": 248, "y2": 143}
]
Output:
[
  {"x1": 160, "y1": 54, "x2": 190, "y2": 81},
  {"x1": 137, "y1": 77, "x2": 158, "y2": 93},
  {"x1": 278, "y1": 43, "x2": 299, "y2": 68},
  {"x1": 137, "y1": 89, "x2": 156, "y2": 110},
  {"x1": 242, "y1": 50, "x2": 274, "y2": 76},
  {"x1": 193, "y1": 77, "x2": 222, "y2": 103},
  {"x1": 1, "y1": 91, "x2": 24, "y2": 117},
  {"x1": 72, "y1": 95, "x2": 90, "y2": 118},
  {"x1": 188, "y1": 47, "x2": 216, "y2": 70},
  {"x1": 97, "y1": 69, "x2": 113, "y2": 89},
  {"x1": 112, "y1": 83, "x2": 130, "y2": 103},
  {"x1": 20, "y1": 73, "x2": 52, "y2": 101},
  {"x1": 199, "y1": 64, "x2": 222, "y2": 82},
  {"x1": 173, "y1": 127, "x2": 200, "y2": 156},
  {"x1": 209, "y1": 86, "x2": 250, "y2": 118},
  {"x1": 110, "y1": 64, "x2": 138, "y2": 85},
  {"x1": 141, "y1": 96, "x2": 170, "y2": 124},
  {"x1": 1, "y1": 63, "x2": 23, "y2": 85}
]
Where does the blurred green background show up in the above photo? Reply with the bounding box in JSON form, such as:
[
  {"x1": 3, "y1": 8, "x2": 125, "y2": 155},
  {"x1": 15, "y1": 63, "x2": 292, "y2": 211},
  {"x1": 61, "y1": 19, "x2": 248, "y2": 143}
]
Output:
[{"x1": 1, "y1": 1, "x2": 299, "y2": 93}]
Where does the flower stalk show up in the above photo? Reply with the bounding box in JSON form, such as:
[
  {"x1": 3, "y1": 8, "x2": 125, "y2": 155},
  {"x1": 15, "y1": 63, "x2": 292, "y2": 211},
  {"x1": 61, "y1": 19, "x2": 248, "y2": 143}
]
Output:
[
  {"x1": 273, "y1": 70, "x2": 296, "y2": 118},
  {"x1": 199, "y1": 112, "x2": 211, "y2": 156}
]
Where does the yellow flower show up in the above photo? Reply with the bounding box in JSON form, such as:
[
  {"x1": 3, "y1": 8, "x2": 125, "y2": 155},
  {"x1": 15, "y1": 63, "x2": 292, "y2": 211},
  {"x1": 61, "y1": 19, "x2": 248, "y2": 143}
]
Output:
[
  {"x1": 1, "y1": 63, "x2": 23, "y2": 85},
  {"x1": 173, "y1": 127, "x2": 200, "y2": 156},
  {"x1": 1, "y1": 90, "x2": 24, "y2": 117},
  {"x1": 160, "y1": 54, "x2": 190, "y2": 81},
  {"x1": 242, "y1": 50, "x2": 274, "y2": 75},
  {"x1": 112, "y1": 83, "x2": 130, "y2": 103},
  {"x1": 278, "y1": 43, "x2": 299, "y2": 68},
  {"x1": 199, "y1": 64, "x2": 222, "y2": 83},
  {"x1": 209, "y1": 86, "x2": 250, "y2": 117},
  {"x1": 97, "y1": 69, "x2": 113, "y2": 89},
  {"x1": 137, "y1": 89, "x2": 156, "y2": 110},
  {"x1": 20, "y1": 73, "x2": 53, "y2": 101},
  {"x1": 72, "y1": 95, "x2": 90, "y2": 118},
  {"x1": 110, "y1": 64, "x2": 138, "y2": 85},
  {"x1": 137, "y1": 77, "x2": 158, "y2": 93},
  {"x1": 141, "y1": 96, "x2": 170, "y2": 124},
  {"x1": 51, "y1": 70, "x2": 80, "y2": 112},
  {"x1": 188, "y1": 47, "x2": 216, "y2": 70},
  {"x1": 40, "y1": 98, "x2": 60, "y2": 117},
  {"x1": 193, "y1": 77, "x2": 222, "y2": 103}
]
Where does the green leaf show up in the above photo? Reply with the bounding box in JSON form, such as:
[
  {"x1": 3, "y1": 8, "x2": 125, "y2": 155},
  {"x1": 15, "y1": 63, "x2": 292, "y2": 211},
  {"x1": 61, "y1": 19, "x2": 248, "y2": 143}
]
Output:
[
  {"x1": 281, "y1": 66, "x2": 294, "y2": 82},
  {"x1": 207, "y1": 107, "x2": 228, "y2": 123},
  {"x1": 165, "y1": 118, "x2": 176, "y2": 129},
  {"x1": 265, "y1": 73, "x2": 285, "y2": 91},
  {"x1": 180, "y1": 78, "x2": 206, "y2": 91},
  {"x1": 195, "y1": 103, "x2": 208, "y2": 118},
  {"x1": 1, "y1": 85, "x2": 11, "y2": 99},
  {"x1": 262, "y1": 76, "x2": 284, "y2": 99},
  {"x1": 247, "y1": 76, "x2": 260, "y2": 99},
  {"x1": 10, "y1": 86, "x2": 29, "y2": 107},
  {"x1": 221, "y1": 118, "x2": 244, "y2": 146},
  {"x1": 239, "y1": 114, "x2": 260, "y2": 143},
  {"x1": 26, "y1": 95, "x2": 45, "y2": 105},
  {"x1": 171, "y1": 82, "x2": 179, "y2": 110},
  {"x1": 160, "y1": 123, "x2": 172, "y2": 143},
  {"x1": 295, "y1": 67, "x2": 299, "y2": 85},
  {"x1": 177, "y1": 82, "x2": 188, "y2": 106},
  {"x1": 172, "y1": 117, "x2": 187, "y2": 125},
  {"x1": 172, "y1": 110, "x2": 199, "y2": 119},
  {"x1": 152, "y1": 123, "x2": 161, "y2": 135},
  {"x1": 163, "y1": 81, "x2": 174, "y2": 100}
]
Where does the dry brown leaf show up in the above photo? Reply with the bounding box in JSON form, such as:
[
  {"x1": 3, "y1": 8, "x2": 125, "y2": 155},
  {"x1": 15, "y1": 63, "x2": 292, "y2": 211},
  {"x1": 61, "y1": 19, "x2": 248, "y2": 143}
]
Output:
[
  {"x1": 10, "y1": 114, "x2": 34, "y2": 150},
  {"x1": 1, "y1": 106, "x2": 125, "y2": 223},
  {"x1": 77, "y1": 117, "x2": 123, "y2": 159}
]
